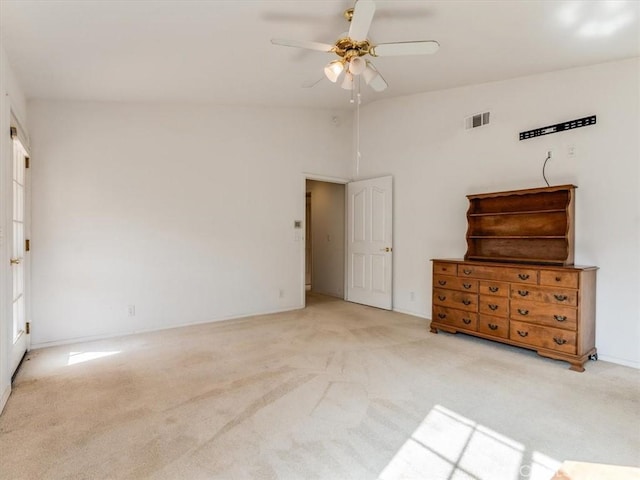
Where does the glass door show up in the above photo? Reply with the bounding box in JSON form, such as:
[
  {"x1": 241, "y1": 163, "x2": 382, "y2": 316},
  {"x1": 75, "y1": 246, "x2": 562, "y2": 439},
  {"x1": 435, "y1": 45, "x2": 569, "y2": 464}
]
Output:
[{"x1": 10, "y1": 135, "x2": 28, "y2": 374}]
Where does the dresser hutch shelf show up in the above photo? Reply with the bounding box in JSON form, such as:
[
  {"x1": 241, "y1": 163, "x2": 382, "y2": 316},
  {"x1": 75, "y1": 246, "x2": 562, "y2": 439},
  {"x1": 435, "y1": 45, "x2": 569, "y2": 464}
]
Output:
[{"x1": 465, "y1": 184, "x2": 576, "y2": 266}]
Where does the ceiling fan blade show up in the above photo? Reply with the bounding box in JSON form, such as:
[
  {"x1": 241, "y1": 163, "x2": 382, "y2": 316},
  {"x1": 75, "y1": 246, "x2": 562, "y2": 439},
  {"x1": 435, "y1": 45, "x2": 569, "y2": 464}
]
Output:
[
  {"x1": 271, "y1": 38, "x2": 334, "y2": 52},
  {"x1": 363, "y1": 62, "x2": 387, "y2": 92},
  {"x1": 371, "y1": 40, "x2": 440, "y2": 57},
  {"x1": 368, "y1": 71, "x2": 387, "y2": 92},
  {"x1": 348, "y1": 0, "x2": 376, "y2": 41},
  {"x1": 302, "y1": 77, "x2": 325, "y2": 88}
]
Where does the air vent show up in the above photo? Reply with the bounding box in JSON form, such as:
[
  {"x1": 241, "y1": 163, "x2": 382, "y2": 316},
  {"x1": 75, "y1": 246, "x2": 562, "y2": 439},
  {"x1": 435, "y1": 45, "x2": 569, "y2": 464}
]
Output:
[{"x1": 465, "y1": 112, "x2": 490, "y2": 130}]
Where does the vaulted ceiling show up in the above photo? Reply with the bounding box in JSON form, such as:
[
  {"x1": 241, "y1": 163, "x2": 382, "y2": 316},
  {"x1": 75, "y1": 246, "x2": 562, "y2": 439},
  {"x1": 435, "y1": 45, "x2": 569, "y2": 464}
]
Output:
[{"x1": 1, "y1": 0, "x2": 638, "y2": 109}]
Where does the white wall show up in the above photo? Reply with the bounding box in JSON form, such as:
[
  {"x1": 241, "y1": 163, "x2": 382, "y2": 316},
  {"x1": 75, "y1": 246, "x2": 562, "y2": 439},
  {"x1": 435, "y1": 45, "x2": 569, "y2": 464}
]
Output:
[
  {"x1": 358, "y1": 58, "x2": 640, "y2": 367},
  {"x1": 0, "y1": 45, "x2": 29, "y2": 412},
  {"x1": 28, "y1": 100, "x2": 352, "y2": 346},
  {"x1": 306, "y1": 180, "x2": 345, "y2": 298}
]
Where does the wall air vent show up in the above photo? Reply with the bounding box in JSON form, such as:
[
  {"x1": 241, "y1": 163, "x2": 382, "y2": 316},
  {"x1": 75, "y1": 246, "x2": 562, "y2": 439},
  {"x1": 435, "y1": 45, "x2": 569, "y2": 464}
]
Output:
[{"x1": 465, "y1": 112, "x2": 490, "y2": 130}]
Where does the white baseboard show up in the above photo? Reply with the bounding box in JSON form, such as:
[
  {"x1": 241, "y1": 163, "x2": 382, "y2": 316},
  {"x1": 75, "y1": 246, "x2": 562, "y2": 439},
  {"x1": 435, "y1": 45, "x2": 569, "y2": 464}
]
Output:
[
  {"x1": 30, "y1": 305, "x2": 303, "y2": 350},
  {"x1": 0, "y1": 384, "x2": 10, "y2": 415},
  {"x1": 597, "y1": 354, "x2": 640, "y2": 369},
  {"x1": 392, "y1": 307, "x2": 430, "y2": 320}
]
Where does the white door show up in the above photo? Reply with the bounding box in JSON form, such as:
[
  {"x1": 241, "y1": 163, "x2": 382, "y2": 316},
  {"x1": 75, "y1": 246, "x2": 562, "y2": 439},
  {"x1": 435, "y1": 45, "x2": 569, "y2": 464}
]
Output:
[
  {"x1": 10, "y1": 135, "x2": 29, "y2": 375},
  {"x1": 346, "y1": 176, "x2": 393, "y2": 310}
]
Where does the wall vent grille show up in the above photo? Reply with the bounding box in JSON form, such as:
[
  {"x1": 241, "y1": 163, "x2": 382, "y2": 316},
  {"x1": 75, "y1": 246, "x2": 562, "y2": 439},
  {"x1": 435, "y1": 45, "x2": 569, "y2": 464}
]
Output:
[{"x1": 465, "y1": 112, "x2": 490, "y2": 130}]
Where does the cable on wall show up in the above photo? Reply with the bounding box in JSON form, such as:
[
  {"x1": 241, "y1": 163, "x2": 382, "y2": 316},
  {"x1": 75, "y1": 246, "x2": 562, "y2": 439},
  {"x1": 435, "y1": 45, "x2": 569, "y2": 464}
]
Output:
[{"x1": 542, "y1": 151, "x2": 551, "y2": 187}]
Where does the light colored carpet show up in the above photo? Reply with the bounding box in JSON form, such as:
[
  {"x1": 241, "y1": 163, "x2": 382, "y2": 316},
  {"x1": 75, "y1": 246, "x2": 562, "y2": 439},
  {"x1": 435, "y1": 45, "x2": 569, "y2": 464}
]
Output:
[{"x1": 1, "y1": 293, "x2": 638, "y2": 480}]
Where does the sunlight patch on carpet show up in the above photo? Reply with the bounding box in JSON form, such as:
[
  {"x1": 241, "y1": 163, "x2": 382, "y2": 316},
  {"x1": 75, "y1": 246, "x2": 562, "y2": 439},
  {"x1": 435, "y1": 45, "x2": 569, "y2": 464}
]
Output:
[
  {"x1": 67, "y1": 350, "x2": 120, "y2": 366},
  {"x1": 379, "y1": 404, "x2": 561, "y2": 480}
]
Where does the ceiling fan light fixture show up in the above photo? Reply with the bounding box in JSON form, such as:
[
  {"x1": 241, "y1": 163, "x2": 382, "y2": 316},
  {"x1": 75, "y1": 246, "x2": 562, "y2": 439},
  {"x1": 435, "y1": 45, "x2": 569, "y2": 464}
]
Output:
[
  {"x1": 324, "y1": 60, "x2": 345, "y2": 83},
  {"x1": 348, "y1": 57, "x2": 366, "y2": 75},
  {"x1": 341, "y1": 72, "x2": 354, "y2": 90}
]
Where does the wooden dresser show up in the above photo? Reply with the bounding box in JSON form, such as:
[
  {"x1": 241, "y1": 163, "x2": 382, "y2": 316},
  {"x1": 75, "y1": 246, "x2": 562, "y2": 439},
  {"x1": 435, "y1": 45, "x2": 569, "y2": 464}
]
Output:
[{"x1": 431, "y1": 259, "x2": 597, "y2": 371}]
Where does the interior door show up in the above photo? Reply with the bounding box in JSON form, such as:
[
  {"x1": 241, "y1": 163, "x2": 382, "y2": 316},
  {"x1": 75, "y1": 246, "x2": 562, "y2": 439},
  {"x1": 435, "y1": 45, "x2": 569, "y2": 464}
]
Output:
[
  {"x1": 10, "y1": 134, "x2": 29, "y2": 375},
  {"x1": 346, "y1": 176, "x2": 393, "y2": 309}
]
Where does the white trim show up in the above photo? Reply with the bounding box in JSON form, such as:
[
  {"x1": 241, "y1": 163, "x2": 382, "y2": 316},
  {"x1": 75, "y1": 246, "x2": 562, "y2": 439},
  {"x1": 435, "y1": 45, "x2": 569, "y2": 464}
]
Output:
[
  {"x1": 30, "y1": 305, "x2": 302, "y2": 350},
  {"x1": 302, "y1": 173, "x2": 350, "y2": 185},
  {"x1": 0, "y1": 384, "x2": 10, "y2": 414},
  {"x1": 597, "y1": 354, "x2": 640, "y2": 370},
  {"x1": 393, "y1": 307, "x2": 430, "y2": 320}
]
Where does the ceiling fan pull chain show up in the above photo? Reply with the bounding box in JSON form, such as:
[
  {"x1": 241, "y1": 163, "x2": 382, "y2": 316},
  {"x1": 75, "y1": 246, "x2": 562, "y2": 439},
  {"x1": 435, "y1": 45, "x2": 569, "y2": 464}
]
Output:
[{"x1": 355, "y1": 77, "x2": 362, "y2": 177}]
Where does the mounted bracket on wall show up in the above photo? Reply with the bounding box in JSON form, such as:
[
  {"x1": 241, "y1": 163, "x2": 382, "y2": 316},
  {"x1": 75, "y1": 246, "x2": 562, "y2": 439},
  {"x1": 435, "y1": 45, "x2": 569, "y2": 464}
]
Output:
[{"x1": 519, "y1": 115, "x2": 596, "y2": 141}]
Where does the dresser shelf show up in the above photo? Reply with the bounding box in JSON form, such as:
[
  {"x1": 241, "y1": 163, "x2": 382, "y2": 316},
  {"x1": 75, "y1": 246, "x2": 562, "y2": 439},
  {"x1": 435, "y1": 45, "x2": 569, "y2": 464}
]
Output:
[
  {"x1": 465, "y1": 185, "x2": 576, "y2": 266},
  {"x1": 468, "y1": 208, "x2": 566, "y2": 217}
]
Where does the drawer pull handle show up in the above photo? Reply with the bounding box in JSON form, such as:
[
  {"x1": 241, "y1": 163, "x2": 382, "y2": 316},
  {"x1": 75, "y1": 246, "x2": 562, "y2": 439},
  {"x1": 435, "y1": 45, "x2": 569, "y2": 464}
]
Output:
[
  {"x1": 554, "y1": 294, "x2": 568, "y2": 302},
  {"x1": 438, "y1": 280, "x2": 447, "y2": 286},
  {"x1": 517, "y1": 308, "x2": 529, "y2": 316},
  {"x1": 554, "y1": 315, "x2": 567, "y2": 322},
  {"x1": 462, "y1": 299, "x2": 472, "y2": 306},
  {"x1": 555, "y1": 276, "x2": 562, "y2": 282},
  {"x1": 488, "y1": 304, "x2": 499, "y2": 311},
  {"x1": 518, "y1": 290, "x2": 529, "y2": 297},
  {"x1": 518, "y1": 274, "x2": 530, "y2": 280},
  {"x1": 442, "y1": 268, "x2": 448, "y2": 272},
  {"x1": 553, "y1": 337, "x2": 567, "y2": 345},
  {"x1": 517, "y1": 330, "x2": 528, "y2": 338},
  {"x1": 462, "y1": 318, "x2": 471, "y2": 325},
  {"x1": 488, "y1": 324, "x2": 498, "y2": 331},
  {"x1": 489, "y1": 286, "x2": 499, "y2": 293},
  {"x1": 438, "y1": 313, "x2": 447, "y2": 319},
  {"x1": 438, "y1": 295, "x2": 446, "y2": 301},
  {"x1": 463, "y1": 283, "x2": 472, "y2": 289},
  {"x1": 463, "y1": 269, "x2": 472, "y2": 275}
]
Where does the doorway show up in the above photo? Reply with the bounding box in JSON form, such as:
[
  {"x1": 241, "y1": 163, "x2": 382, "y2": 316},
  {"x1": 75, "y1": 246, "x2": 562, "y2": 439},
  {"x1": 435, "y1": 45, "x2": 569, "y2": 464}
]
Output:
[{"x1": 305, "y1": 179, "x2": 346, "y2": 300}]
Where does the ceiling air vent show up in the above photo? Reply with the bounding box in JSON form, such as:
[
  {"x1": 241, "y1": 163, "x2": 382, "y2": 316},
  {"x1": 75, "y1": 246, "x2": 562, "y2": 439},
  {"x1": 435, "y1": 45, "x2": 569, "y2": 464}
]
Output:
[{"x1": 465, "y1": 112, "x2": 490, "y2": 130}]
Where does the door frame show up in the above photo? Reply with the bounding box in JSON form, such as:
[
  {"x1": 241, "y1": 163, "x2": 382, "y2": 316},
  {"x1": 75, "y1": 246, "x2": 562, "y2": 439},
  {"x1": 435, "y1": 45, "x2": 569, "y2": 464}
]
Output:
[
  {"x1": 9, "y1": 122, "x2": 31, "y2": 375},
  {"x1": 300, "y1": 173, "x2": 350, "y2": 308}
]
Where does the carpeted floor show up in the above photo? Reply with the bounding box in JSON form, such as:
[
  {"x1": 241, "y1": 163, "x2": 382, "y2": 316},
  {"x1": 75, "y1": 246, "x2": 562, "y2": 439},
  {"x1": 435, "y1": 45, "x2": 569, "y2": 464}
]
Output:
[{"x1": 1, "y1": 293, "x2": 638, "y2": 479}]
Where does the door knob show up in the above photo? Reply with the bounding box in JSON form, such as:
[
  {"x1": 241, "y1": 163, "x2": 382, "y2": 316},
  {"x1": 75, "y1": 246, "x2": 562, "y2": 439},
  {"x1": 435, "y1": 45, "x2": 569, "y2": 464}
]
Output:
[
  {"x1": 380, "y1": 247, "x2": 392, "y2": 252},
  {"x1": 10, "y1": 258, "x2": 21, "y2": 265}
]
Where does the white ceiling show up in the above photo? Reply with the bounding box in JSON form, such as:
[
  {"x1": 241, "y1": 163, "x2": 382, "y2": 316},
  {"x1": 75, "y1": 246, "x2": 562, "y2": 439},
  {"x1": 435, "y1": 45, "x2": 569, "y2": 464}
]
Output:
[{"x1": 1, "y1": 0, "x2": 638, "y2": 109}]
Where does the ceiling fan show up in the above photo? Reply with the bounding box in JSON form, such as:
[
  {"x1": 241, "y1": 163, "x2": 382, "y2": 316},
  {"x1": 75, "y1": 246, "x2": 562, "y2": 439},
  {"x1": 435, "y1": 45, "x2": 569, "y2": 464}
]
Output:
[{"x1": 271, "y1": 0, "x2": 440, "y2": 93}]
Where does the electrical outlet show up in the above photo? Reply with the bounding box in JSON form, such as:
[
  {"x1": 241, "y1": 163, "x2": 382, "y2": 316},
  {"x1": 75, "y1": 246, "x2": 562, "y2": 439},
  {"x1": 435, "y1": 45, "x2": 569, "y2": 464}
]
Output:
[
  {"x1": 127, "y1": 305, "x2": 136, "y2": 316},
  {"x1": 410, "y1": 291, "x2": 415, "y2": 301},
  {"x1": 279, "y1": 289, "x2": 285, "y2": 299},
  {"x1": 567, "y1": 145, "x2": 576, "y2": 157}
]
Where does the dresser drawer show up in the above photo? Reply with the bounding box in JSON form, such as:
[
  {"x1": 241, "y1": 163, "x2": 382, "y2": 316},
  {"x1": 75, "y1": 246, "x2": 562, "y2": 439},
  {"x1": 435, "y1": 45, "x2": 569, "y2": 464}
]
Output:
[
  {"x1": 433, "y1": 262, "x2": 457, "y2": 276},
  {"x1": 478, "y1": 315, "x2": 509, "y2": 339},
  {"x1": 434, "y1": 275, "x2": 478, "y2": 293},
  {"x1": 479, "y1": 280, "x2": 509, "y2": 297},
  {"x1": 510, "y1": 285, "x2": 577, "y2": 306},
  {"x1": 510, "y1": 300, "x2": 577, "y2": 330},
  {"x1": 510, "y1": 320, "x2": 576, "y2": 354},
  {"x1": 540, "y1": 270, "x2": 579, "y2": 289},
  {"x1": 433, "y1": 306, "x2": 478, "y2": 331},
  {"x1": 433, "y1": 288, "x2": 478, "y2": 312},
  {"x1": 479, "y1": 295, "x2": 509, "y2": 317},
  {"x1": 458, "y1": 264, "x2": 538, "y2": 284}
]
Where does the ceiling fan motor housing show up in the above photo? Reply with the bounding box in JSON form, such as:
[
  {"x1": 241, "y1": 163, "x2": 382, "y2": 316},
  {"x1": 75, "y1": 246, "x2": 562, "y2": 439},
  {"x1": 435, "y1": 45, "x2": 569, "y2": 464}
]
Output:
[{"x1": 334, "y1": 38, "x2": 371, "y2": 59}]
